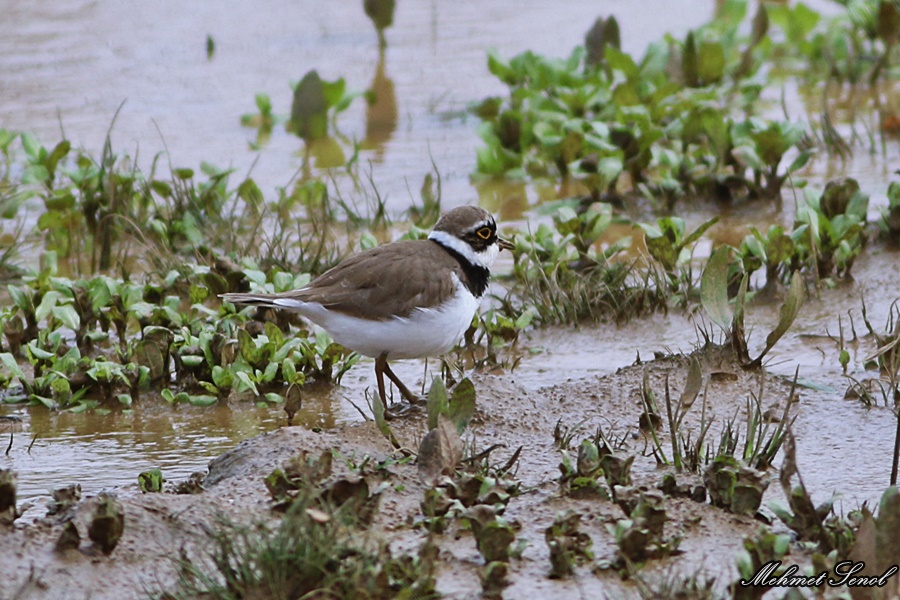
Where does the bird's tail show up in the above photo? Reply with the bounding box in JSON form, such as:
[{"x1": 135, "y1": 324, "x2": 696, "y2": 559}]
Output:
[{"x1": 220, "y1": 292, "x2": 281, "y2": 309}]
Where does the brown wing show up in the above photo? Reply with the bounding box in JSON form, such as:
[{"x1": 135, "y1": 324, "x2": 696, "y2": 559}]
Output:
[{"x1": 273, "y1": 240, "x2": 463, "y2": 320}]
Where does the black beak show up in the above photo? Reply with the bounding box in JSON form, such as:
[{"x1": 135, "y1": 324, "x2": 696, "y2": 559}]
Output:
[{"x1": 498, "y1": 236, "x2": 514, "y2": 251}]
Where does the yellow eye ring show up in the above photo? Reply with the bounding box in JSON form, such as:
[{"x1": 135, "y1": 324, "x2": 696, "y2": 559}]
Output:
[{"x1": 476, "y1": 227, "x2": 493, "y2": 240}]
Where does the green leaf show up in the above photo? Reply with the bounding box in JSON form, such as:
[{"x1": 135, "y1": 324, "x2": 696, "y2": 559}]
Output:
[
  {"x1": 731, "y1": 144, "x2": 764, "y2": 171},
  {"x1": 282, "y1": 358, "x2": 297, "y2": 383},
  {"x1": 180, "y1": 355, "x2": 204, "y2": 368},
  {"x1": 766, "y1": 229, "x2": 794, "y2": 265},
  {"x1": 8, "y1": 286, "x2": 33, "y2": 313},
  {"x1": 487, "y1": 49, "x2": 513, "y2": 82},
  {"x1": 198, "y1": 382, "x2": 220, "y2": 395},
  {"x1": 237, "y1": 178, "x2": 264, "y2": 210},
  {"x1": 52, "y1": 305, "x2": 81, "y2": 331},
  {"x1": 372, "y1": 392, "x2": 400, "y2": 449},
  {"x1": 255, "y1": 93, "x2": 272, "y2": 114},
  {"x1": 25, "y1": 344, "x2": 54, "y2": 361},
  {"x1": 261, "y1": 361, "x2": 279, "y2": 383},
  {"x1": 683, "y1": 31, "x2": 699, "y2": 87},
  {"x1": 682, "y1": 217, "x2": 719, "y2": 247},
  {"x1": 679, "y1": 357, "x2": 703, "y2": 409},
  {"x1": 643, "y1": 232, "x2": 678, "y2": 272},
  {"x1": 31, "y1": 395, "x2": 56, "y2": 409},
  {"x1": 272, "y1": 338, "x2": 301, "y2": 363},
  {"x1": 238, "y1": 328, "x2": 259, "y2": 364},
  {"x1": 700, "y1": 246, "x2": 734, "y2": 334},
  {"x1": 264, "y1": 392, "x2": 284, "y2": 404},
  {"x1": 188, "y1": 394, "x2": 218, "y2": 407},
  {"x1": 696, "y1": 40, "x2": 725, "y2": 84},
  {"x1": 212, "y1": 366, "x2": 233, "y2": 390},
  {"x1": 20, "y1": 132, "x2": 42, "y2": 158},
  {"x1": 242, "y1": 269, "x2": 268, "y2": 287},
  {"x1": 604, "y1": 46, "x2": 639, "y2": 78},
  {"x1": 235, "y1": 370, "x2": 259, "y2": 395},
  {"x1": 320, "y1": 77, "x2": 347, "y2": 110},
  {"x1": 359, "y1": 232, "x2": 378, "y2": 251},
  {"x1": 448, "y1": 378, "x2": 476, "y2": 435},
  {"x1": 35, "y1": 290, "x2": 62, "y2": 322},
  {"x1": 272, "y1": 272, "x2": 295, "y2": 293},
  {"x1": 138, "y1": 468, "x2": 164, "y2": 493},
  {"x1": 787, "y1": 150, "x2": 812, "y2": 173},
  {"x1": 23, "y1": 164, "x2": 50, "y2": 185},
  {"x1": 0, "y1": 352, "x2": 27, "y2": 381},
  {"x1": 46, "y1": 140, "x2": 71, "y2": 177},
  {"x1": 426, "y1": 377, "x2": 449, "y2": 430}
]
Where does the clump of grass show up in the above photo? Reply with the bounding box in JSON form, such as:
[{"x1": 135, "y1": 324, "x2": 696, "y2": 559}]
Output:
[
  {"x1": 170, "y1": 490, "x2": 437, "y2": 600},
  {"x1": 509, "y1": 203, "x2": 667, "y2": 325},
  {"x1": 630, "y1": 566, "x2": 718, "y2": 600}
]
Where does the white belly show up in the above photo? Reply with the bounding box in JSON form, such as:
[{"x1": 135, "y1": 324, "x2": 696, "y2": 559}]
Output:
[{"x1": 275, "y1": 280, "x2": 480, "y2": 360}]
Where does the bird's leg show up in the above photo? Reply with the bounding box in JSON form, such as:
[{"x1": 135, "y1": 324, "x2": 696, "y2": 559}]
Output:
[
  {"x1": 382, "y1": 361, "x2": 422, "y2": 405},
  {"x1": 374, "y1": 353, "x2": 391, "y2": 416}
]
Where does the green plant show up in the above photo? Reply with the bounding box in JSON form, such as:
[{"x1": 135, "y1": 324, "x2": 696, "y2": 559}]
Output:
[
  {"x1": 738, "y1": 224, "x2": 796, "y2": 292},
  {"x1": 607, "y1": 489, "x2": 681, "y2": 570},
  {"x1": 414, "y1": 381, "x2": 469, "y2": 479},
  {"x1": 545, "y1": 511, "x2": 593, "y2": 579},
  {"x1": 138, "y1": 468, "x2": 164, "y2": 493},
  {"x1": 171, "y1": 487, "x2": 437, "y2": 599},
  {"x1": 703, "y1": 454, "x2": 769, "y2": 517},
  {"x1": 730, "y1": 527, "x2": 792, "y2": 600},
  {"x1": 0, "y1": 468, "x2": 18, "y2": 525},
  {"x1": 794, "y1": 177, "x2": 869, "y2": 281},
  {"x1": 0, "y1": 258, "x2": 360, "y2": 412},
  {"x1": 636, "y1": 216, "x2": 718, "y2": 298},
  {"x1": 557, "y1": 438, "x2": 611, "y2": 500},
  {"x1": 768, "y1": 433, "x2": 857, "y2": 557},
  {"x1": 509, "y1": 203, "x2": 666, "y2": 324},
  {"x1": 701, "y1": 245, "x2": 805, "y2": 367},
  {"x1": 474, "y1": 1, "x2": 817, "y2": 209},
  {"x1": 240, "y1": 93, "x2": 279, "y2": 149},
  {"x1": 660, "y1": 357, "x2": 712, "y2": 473},
  {"x1": 455, "y1": 305, "x2": 535, "y2": 371},
  {"x1": 877, "y1": 174, "x2": 900, "y2": 242},
  {"x1": 769, "y1": 0, "x2": 900, "y2": 84},
  {"x1": 729, "y1": 118, "x2": 811, "y2": 198}
]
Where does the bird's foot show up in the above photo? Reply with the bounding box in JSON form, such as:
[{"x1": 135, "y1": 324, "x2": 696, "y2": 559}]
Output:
[{"x1": 383, "y1": 398, "x2": 424, "y2": 420}]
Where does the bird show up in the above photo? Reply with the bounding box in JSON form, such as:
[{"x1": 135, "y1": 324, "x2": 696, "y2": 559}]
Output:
[{"x1": 221, "y1": 206, "x2": 513, "y2": 415}]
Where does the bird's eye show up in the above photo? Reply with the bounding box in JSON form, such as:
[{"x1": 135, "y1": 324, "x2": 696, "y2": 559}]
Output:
[{"x1": 476, "y1": 227, "x2": 493, "y2": 240}]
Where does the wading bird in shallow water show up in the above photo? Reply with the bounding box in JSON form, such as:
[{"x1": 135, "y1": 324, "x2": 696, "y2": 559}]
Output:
[{"x1": 221, "y1": 206, "x2": 513, "y2": 415}]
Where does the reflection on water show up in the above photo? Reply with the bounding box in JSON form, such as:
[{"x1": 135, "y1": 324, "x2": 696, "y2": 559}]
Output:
[
  {"x1": 362, "y1": 51, "x2": 398, "y2": 159},
  {"x1": 0, "y1": 383, "x2": 360, "y2": 502},
  {"x1": 0, "y1": 402, "x2": 275, "y2": 502}
]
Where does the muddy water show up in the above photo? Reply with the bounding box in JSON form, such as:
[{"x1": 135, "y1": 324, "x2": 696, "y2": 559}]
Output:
[
  {"x1": 0, "y1": 386, "x2": 372, "y2": 501},
  {"x1": 1, "y1": 0, "x2": 899, "y2": 512}
]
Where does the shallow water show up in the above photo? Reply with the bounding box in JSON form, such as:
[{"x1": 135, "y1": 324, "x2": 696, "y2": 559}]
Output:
[
  {"x1": 1, "y1": 0, "x2": 899, "y2": 512},
  {"x1": 0, "y1": 0, "x2": 717, "y2": 209}
]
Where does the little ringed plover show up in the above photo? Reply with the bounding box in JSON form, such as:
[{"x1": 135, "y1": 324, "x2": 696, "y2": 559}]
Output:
[{"x1": 221, "y1": 206, "x2": 513, "y2": 413}]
